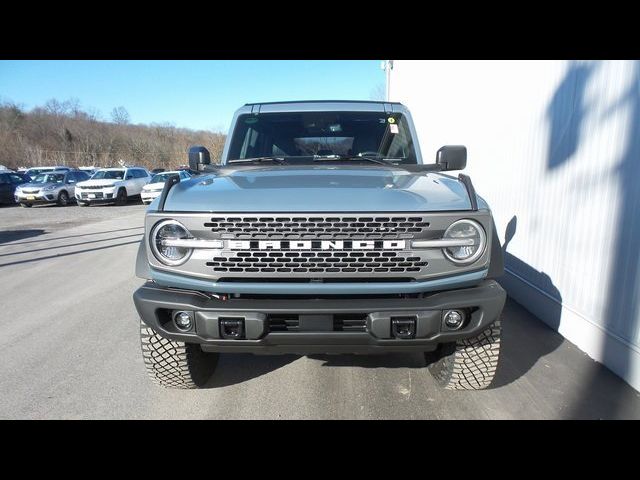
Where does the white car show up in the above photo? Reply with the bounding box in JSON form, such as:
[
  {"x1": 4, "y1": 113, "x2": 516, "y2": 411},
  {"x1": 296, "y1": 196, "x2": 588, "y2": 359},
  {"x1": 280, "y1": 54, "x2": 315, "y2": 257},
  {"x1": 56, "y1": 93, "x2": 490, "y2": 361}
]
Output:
[
  {"x1": 141, "y1": 170, "x2": 192, "y2": 205},
  {"x1": 75, "y1": 166, "x2": 151, "y2": 206}
]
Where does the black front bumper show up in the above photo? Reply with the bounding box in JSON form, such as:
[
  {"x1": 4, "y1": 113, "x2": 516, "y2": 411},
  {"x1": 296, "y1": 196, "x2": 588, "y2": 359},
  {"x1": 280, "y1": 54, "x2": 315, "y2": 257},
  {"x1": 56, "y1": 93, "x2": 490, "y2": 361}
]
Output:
[{"x1": 133, "y1": 280, "x2": 506, "y2": 354}]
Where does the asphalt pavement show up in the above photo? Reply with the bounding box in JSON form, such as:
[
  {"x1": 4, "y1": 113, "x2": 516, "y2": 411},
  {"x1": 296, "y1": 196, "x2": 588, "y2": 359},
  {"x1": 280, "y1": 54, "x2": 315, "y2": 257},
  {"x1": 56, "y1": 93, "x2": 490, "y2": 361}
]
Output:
[{"x1": 1, "y1": 201, "x2": 639, "y2": 419}]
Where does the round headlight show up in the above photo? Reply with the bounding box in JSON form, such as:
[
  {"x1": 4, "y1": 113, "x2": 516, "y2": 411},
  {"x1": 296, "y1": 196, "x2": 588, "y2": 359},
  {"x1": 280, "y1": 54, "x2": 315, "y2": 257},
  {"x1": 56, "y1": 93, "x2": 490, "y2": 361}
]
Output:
[
  {"x1": 442, "y1": 219, "x2": 487, "y2": 264},
  {"x1": 150, "y1": 220, "x2": 192, "y2": 266}
]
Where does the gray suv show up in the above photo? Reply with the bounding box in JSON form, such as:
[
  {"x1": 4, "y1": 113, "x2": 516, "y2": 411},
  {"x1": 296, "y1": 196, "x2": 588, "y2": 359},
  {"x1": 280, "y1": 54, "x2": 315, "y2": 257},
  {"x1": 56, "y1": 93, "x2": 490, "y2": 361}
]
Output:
[
  {"x1": 15, "y1": 170, "x2": 90, "y2": 207},
  {"x1": 133, "y1": 101, "x2": 506, "y2": 391}
]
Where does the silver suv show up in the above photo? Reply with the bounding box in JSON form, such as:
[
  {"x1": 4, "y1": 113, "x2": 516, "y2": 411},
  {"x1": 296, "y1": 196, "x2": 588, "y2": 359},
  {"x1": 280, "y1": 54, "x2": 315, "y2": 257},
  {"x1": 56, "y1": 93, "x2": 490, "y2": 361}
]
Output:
[
  {"x1": 75, "y1": 166, "x2": 151, "y2": 206},
  {"x1": 15, "y1": 170, "x2": 90, "y2": 207}
]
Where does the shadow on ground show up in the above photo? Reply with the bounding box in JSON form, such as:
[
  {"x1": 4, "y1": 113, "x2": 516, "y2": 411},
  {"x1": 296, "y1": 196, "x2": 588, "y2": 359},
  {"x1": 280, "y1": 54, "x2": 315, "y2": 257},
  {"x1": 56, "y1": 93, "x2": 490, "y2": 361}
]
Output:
[
  {"x1": 0, "y1": 229, "x2": 46, "y2": 245},
  {"x1": 204, "y1": 354, "x2": 300, "y2": 388}
]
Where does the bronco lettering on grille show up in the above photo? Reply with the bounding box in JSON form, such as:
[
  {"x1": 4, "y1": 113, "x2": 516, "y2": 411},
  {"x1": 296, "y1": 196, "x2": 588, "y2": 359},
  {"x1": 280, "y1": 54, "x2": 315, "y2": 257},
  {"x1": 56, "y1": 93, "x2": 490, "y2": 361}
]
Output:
[{"x1": 228, "y1": 240, "x2": 406, "y2": 250}]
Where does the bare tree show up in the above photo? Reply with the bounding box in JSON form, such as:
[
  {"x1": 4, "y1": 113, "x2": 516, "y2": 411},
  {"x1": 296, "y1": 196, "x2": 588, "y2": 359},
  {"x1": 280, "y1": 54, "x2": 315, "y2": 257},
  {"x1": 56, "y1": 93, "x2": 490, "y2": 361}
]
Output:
[
  {"x1": 111, "y1": 106, "x2": 130, "y2": 125},
  {"x1": 0, "y1": 99, "x2": 226, "y2": 170}
]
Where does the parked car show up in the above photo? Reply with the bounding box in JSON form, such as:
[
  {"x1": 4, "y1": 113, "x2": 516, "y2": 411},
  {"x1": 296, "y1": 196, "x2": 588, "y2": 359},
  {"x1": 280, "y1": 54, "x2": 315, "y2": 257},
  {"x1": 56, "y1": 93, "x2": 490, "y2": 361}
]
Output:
[
  {"x1": 75, "y1": 166, "x2": 151, "y2": 206},
  {"x1": 78, "y1": 166, "x2": 98, "y2": 177},
  {"x1": 175, "y1": 165, "x2": 199, "y2": 176},
  {"x1": 150, "y1": 168, "x2": 166, "y2": 175},
  {"x1": 141, "y1": 170, "x2": 191, "y2": 205},
  {"x1": 0, "y1": 171, "x2": 31, "y2": 205},
  {"x1": 25, "y1": 166, "x2": 70, "y2": 177},
  {"x1": 133, "y1": 100, "x2": 506, "y2": 391},
  {"x1": 14, "y1": 170, "x2": 90, "y2": 207}
]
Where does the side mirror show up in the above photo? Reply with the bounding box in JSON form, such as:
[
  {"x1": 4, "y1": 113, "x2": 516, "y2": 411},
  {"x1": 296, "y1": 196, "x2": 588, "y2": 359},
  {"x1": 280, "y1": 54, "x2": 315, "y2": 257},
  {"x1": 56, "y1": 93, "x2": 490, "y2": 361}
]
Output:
[
  {"x1": 436, "y1": 145, "x2": 467, "y2": 171},
  {"x1": 188, "y1": 145, "x2": 211, "y2": 172}
]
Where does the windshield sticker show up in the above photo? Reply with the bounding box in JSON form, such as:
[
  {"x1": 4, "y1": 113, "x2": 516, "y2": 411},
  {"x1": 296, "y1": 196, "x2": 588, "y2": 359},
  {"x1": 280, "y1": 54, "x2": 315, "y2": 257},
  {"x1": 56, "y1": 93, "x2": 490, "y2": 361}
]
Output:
[
  {"x1": 390, "y1": 124, "x2": 399, "y2": 134},
  {"x1": 387, "y1": 117, "x2": 396, "y2": 124},
  {"x1": 245, "y1": 117, "x2": 258, "y2": 124}
]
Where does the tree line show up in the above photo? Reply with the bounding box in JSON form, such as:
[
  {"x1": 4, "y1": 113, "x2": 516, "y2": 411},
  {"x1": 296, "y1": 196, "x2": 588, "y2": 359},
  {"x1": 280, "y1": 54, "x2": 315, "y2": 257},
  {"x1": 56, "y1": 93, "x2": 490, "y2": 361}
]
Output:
[{"x1": 0, "y1": 99, "x2": 226, "y2": 170}]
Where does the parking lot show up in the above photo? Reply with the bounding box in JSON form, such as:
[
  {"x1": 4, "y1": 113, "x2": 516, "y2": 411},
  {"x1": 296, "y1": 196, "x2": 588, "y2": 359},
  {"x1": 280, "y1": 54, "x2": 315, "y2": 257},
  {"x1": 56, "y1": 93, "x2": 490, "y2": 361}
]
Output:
[{"x1": 1, "y1": 201, "x2": 639, "y2": 419}]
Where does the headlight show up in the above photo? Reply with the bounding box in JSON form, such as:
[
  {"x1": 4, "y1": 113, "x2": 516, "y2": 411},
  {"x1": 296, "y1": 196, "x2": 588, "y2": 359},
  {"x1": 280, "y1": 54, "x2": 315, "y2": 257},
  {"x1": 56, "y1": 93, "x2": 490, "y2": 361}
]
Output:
[
  {"x1": 150, "y1": 220, "x2": 193, "y2": 266},
  {"x1": 442, "y1": 219, "x2": 487, "y2": 264}
]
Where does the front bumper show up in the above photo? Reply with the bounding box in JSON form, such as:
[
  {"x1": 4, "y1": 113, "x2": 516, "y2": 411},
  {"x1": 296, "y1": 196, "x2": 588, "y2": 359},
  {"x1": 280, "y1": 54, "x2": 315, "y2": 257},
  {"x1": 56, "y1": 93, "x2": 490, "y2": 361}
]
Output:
[
  {"x1": 76, "y1": 189, "x2": 116, "y2": 203},
  {"x1": 15, "y1": 192, "x2": 58, "y2": 203},
  {"x1": 133, "y1": 279, "x2": 506, "y2": 354},
  {"x1": 141, "y1": 190, "x2": 161, "y2": 203}
]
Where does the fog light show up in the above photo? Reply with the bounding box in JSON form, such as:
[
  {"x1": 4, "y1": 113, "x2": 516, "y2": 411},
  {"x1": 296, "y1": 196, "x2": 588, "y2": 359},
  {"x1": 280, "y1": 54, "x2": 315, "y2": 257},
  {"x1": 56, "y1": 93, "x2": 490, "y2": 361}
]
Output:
[
  {"x1": 173, "y1": 311, "x2": 193, "y2": 331},
  {"x1": 443, "y1": 310, "x2": 465, "y2": 330}
]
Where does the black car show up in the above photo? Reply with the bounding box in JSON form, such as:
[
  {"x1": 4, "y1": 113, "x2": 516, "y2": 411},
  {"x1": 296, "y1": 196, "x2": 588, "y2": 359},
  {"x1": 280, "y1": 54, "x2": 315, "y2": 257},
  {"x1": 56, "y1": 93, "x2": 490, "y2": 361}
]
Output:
[
  {"x1": 0, "y1": 171, "x2": 31, "y2": 205},
  {"x1": 150, "y1": 168, "x2": 165, "y2": 175}
]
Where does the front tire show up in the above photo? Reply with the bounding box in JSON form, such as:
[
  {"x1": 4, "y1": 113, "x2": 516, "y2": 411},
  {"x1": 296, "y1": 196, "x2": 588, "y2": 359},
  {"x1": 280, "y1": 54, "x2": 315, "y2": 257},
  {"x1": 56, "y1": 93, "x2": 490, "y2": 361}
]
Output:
[
  {"x1": 115, "y1": 188, "x2": 127, "y2": 206},
  {"x1": 427, "y1": 319, "x2": 501, "y2": 390},
  {"x1": 57, "y1": 190, "x2": 69, "y2": 206},
  {"x1": 140, "y1": 320, "x2": 218, "y2": 389}
]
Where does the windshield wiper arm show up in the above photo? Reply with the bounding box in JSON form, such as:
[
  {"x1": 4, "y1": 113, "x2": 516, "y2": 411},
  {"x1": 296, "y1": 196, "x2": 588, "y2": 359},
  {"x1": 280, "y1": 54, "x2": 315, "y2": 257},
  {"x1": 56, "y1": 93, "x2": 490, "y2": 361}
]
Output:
[
  {"x1": 228, "y1": 157, "x2": 287, "y2": 165},
  {"x1": 313, "y1": 154, "x2": 399, "y2": 167}
]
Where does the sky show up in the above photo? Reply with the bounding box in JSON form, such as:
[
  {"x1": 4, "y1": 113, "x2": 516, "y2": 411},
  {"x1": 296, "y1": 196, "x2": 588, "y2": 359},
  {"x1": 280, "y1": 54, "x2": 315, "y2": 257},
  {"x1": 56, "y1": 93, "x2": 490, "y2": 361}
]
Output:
[{"x1": 0, "y1": 60, "x2": 385, "y2": 132}]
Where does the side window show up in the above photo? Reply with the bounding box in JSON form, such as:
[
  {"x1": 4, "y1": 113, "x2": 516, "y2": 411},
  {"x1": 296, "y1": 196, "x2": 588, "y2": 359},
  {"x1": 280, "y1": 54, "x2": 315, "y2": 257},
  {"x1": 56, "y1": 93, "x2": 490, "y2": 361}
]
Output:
[
  {"x1": 135, "y1": 169, "x2": 146, "y2": 178},
  {"x1": 125, "y1": 170, "x2": 134, "y2": 180},
  {"x1": 180, "y1": 171, "x2": 189, "y2": 180},
  {"x1": 9, "y1": 174, "x2": 26, "y2": 184}
]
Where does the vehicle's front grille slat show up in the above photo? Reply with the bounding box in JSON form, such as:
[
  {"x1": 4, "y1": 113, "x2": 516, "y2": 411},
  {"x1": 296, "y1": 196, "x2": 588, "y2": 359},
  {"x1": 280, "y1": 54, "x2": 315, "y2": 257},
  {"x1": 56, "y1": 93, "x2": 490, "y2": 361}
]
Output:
[{"x1": 204, "y1": 215, "x2": 430, "y2": 240}]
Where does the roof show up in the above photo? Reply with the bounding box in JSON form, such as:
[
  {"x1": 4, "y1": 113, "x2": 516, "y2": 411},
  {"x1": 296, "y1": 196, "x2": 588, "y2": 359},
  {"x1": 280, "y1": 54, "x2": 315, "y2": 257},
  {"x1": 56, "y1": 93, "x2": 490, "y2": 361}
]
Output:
[
  {"x1": 244, "y1": 100, "x2": 403, "y2": 106},
  {"x1": 237, "y1": 100, "x2": 408, "y2": 115}
]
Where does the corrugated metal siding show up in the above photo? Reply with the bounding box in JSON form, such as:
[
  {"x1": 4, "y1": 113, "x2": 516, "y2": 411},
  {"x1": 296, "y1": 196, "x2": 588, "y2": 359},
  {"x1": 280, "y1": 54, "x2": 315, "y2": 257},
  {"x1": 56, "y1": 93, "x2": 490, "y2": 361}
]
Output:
[{"x1": 389, "y1": 60, "x2": 640, "y2": 386}]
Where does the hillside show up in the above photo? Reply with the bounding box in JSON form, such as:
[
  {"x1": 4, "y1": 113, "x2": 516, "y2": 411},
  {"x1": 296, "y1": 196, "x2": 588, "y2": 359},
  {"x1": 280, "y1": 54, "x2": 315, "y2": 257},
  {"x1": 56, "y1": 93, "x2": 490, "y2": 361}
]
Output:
[{"x1": 0, "y1": 99, "x2": 226, "y2": 170}]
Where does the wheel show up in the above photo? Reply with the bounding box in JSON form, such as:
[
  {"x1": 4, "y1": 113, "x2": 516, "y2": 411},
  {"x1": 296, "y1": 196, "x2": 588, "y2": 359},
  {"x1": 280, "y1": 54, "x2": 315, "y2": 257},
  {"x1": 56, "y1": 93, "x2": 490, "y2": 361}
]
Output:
[
  {"x1": 115, "y1": 188, "x2": 127, "y2": 206},
  {"x1": 57, "y1": 190, "x2": 69, "y2": 206},
  {"x1": 20, "y1": 202, "x2": 32, "y2": 208},
  {"x1": 140, "y1": 320, "x2": 218, "y2": 389},
  {"x1": 78, "y1": 201, "x2": 89, "y2": 207},
  {"x1": 427, "y1": 319, "x2": 501, "y2": 390}
]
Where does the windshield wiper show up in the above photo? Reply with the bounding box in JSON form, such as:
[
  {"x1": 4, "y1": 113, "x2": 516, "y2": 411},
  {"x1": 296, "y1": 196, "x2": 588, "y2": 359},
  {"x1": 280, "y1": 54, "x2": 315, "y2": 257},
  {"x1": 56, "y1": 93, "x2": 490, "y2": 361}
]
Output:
[
  {"x1": 313, "y1": 154, "x2": 400, "y2": 167},
  {"x1": 228, "y1": 156, "x2": 287, "y2": 165}
]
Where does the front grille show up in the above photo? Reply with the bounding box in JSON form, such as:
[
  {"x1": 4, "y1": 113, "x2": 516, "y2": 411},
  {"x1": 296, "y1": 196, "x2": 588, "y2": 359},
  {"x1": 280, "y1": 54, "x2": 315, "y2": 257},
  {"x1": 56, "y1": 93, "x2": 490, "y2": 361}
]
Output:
[
  {"x1": 206, "y1": 251, "x2": 427, "y2": 275},
  {"x1": 204, "y1": 215, "x2": 430, "y2": 240},
  {"x1": 268, "y1": 314, "x2": 367, "y2": 332},
  {"x1": 22, "y1": 189, "x2": 40, "y2": 194},
  {"x1": 81, "y1": 192, "x2": 104, "y2": 198},
  {"x1": 81, "y1": 185, "x2": 112, "y2": 190}
]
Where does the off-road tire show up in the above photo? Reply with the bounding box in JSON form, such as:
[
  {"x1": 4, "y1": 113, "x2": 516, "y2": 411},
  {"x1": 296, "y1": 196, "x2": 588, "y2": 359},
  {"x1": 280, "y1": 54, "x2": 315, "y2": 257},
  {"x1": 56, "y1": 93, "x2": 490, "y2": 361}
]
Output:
[
  {"x1": 20, "y1": 202, "x2": 32, "y2": 208},
  {"x1": 57, "y1": 190, "x2": 69, "y2": 206},
  {"x1": 427, "y1": 319, "x2": 501, "y2": 390},
  {"x1": 115, "y1": 188, "x2": 127, "y2": 206},
  {"x1": 140, "y1": 320, "x2": 218, "y2": 389}
]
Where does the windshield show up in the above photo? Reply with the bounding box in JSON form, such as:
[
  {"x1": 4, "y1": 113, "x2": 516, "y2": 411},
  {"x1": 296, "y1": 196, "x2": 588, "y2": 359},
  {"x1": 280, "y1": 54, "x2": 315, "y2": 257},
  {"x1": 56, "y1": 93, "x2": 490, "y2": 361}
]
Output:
[
  {"x1": 33, "y1": 173, "x2": 65, "y2": 184},
  {"x1": 28, "y1": 168, "x2": 53, "y2": 176},
  {"x1": 150, "y1": 173, "x2": 174, "y2": 184},
  {"x1": 92, "y1": 170, "x2": 124, "y2": 180},
  {"x1": 227, "y1": 111, "x2": 418, "y2": 164}
]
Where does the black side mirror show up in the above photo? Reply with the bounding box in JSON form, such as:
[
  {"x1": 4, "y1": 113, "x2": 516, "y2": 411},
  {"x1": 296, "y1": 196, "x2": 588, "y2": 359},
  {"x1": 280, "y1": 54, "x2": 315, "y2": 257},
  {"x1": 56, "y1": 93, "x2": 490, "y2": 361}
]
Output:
[
  {"x1": 188, "y1": 145, "x2": 211, "y2": 172},
  {"x1": 436, "y1": 145, "x2": 467, "y2": 171}
]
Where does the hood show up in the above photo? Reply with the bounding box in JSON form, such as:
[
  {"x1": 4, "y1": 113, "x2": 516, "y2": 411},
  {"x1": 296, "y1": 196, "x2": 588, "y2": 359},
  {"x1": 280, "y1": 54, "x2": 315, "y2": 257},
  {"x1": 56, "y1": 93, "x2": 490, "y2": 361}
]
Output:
[
  {"x1": 143, "y1": 181, "x2": 165, "y2": 191},
  {"x1": 20, "y1": 181, "x2": 60, "y2": 190},
  {"x1": 162, "y1": 165, "x2": 474, "y2": 212},
  {"x1": 77, "y1": 178, "x2": 120, "y2": 188}
]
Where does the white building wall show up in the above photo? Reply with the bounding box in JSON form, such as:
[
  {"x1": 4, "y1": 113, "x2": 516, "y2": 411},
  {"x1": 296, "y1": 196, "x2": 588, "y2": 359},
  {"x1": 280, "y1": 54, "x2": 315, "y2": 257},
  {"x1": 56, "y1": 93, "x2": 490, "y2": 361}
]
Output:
[{"x1": 389, "y1": 60, "x2": 640, "y2": 391}]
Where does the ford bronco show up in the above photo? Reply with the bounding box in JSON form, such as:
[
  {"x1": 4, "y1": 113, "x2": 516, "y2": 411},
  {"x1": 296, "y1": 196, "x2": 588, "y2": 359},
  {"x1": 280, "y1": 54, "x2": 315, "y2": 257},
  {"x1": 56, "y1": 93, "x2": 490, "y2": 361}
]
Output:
[{"x1": 133, "y1": 101, "x2": 506, "y2": 390}]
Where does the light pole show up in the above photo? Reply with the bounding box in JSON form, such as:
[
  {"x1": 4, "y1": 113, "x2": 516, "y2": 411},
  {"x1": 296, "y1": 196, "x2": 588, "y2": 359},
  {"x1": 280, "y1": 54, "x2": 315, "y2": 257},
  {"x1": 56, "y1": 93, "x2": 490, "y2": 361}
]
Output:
[{"x1": 381, "y1": 60, "x2": 394, "y2": 101}]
